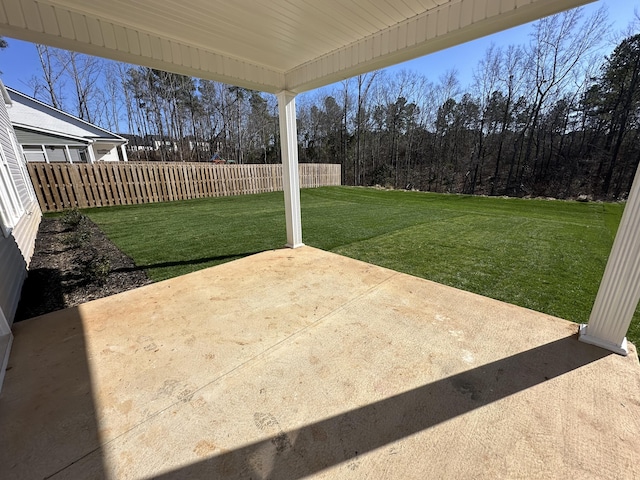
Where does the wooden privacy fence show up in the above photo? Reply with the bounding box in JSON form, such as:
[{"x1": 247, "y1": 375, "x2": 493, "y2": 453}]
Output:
[{"x1": 28, "y1": 162, "x2": 341, "y2": 212}]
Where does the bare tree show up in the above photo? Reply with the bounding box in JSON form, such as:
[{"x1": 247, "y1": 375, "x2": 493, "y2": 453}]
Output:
[
  {"x1": 354, "y1": 71, "x2": 380, "y2": 185},
  {"x1": 31, "y1": 45, "x2": 105, "y2": 124},
  {"x1": 470, "y1": 44, "x2": 502, "y2": 193},
  {"x1": 63, "y1": 50, "x2": 103, "y2": 122},
  {"x1": 33, "y1": 44, "x2": 65, "y2": 110},
  {"x1": 102, "y1": 62, "x2": 125, "y2": 132},
  {"x1": 520, "y1": 6, "x2": 608, "y2": 188}
]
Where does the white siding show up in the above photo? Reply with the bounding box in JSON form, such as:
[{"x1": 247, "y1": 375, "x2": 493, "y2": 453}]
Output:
[
  {"x1": 93, "y1": 143, "x2": 121, "y2": 162},
  {"x1": 0, "y1": 216, "x2": 30, "y2": 323},
  {"x1": 0, "y1": 145, "x2": 22, "y2": 231},
  {"x1": 6, "y1": 88, "x2": 127, "y2": 163},
  {"x1": 0, "y1": 84, "x2": 42, "y2": 328},
  {"x1": 6, "y1": 127, "x2": 37, "y2": 204},
  {"x1": 0, "y1": 82, "x2": 42, "y2": 392}
]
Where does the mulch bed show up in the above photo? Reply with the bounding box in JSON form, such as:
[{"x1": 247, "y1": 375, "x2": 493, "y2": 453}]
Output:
[{"x1": 15, "y1": 215, "x2": 151, "y2": 321}]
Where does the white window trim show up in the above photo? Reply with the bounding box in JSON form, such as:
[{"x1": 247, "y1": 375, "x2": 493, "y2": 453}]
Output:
[{"x1": 0, "y1": 143, "x2": 23, "y2": 237}]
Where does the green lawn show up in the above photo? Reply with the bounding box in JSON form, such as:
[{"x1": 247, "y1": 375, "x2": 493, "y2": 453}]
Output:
[{"x1": 83, "y1": 186, "x2": 640, "y2": 345}]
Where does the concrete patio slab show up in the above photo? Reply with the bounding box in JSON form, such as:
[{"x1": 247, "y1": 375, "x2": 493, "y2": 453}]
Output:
[{"x1": 1, "y1": 246, "x2": 639, "y2": 479}]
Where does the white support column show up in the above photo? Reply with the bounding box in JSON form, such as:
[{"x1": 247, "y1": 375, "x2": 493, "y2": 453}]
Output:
[
  {"x1": 121, "y1": 144, "x2": 129, "y2": 162},
  {"x1": 41, "y1": 145, "x2": 49, "y2": 163},
  {"x1": 87, "y1": 143, "x2": 96, "y2": 164},
  {"x1": 579, "y1": 163, "x2": 640, "y2": 355},
  {"x1": 277, "y1": 90, "x2": 303, "y2": 248}
]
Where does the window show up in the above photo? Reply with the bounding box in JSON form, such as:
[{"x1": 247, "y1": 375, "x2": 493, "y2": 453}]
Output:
[
  {"x1": 22, "y1": 146, "x2": 47, "y2": 162},
  {"x1": 47, "y1": 146, "x2": 68, "y2": 162}
]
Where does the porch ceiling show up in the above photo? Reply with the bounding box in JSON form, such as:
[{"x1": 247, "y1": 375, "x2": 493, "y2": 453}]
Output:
[{"x1": 0, "y1": 0, "x2": 595, "y2": 93}]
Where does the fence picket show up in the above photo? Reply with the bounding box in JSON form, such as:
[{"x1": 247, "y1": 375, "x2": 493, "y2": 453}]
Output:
[
  {"x1": 55, "y1": 164, "x2": 73, "y2": 207},
  {"x1": 43, "y1": 165, "x2": 62, "y2": 211},
  {"x1": 70, "y1": 165, "x2": 87, "y2": 208}
]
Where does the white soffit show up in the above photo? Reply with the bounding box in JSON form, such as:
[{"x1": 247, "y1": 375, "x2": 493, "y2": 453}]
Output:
[{"x1": 0, "y1": 0, "x2": 596, "y2": 94}]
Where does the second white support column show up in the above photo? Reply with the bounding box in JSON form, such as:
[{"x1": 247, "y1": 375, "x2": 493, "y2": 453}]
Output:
[{"x1": 579, "y1": 163, "x2": 640, "y2": 355}]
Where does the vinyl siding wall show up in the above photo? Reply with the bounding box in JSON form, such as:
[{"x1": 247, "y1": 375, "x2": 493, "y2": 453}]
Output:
[{"x1": 0, "y1": 93, "x2": 41, "y2": 327}]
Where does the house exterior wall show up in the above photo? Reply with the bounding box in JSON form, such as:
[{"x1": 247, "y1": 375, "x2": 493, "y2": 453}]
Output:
[
  {"x1": 8, "y1": 88, "x2": 122, "y2": 140},
  {"x1": 7, "y1": 88, "x2": 128, "y2": 163},
  {"x1": 0, "y1": 85, "x2": 41, "y2": 326},
  {"x1": 22, "y1": 146, "x2": 91, "y2": 164},
  {"x1": 14, "y1": 128, "x2": 88, "y2": 147},
  {"x1": 93, "y1": 142, "x2": 126, "y2": 162},
  {"x1": 8, "y1": 96, "x2": 95, "y2": 138},
  {"x1": 0, "y1": 82, "x2": 42, "y2": 391},
  {"x1": 14, "y1": 131, "x2": 126, "y2": 163},
  {"x1": 0, "y1": 206, "x2": 40, "y2": 323},
  {"x1": 16, "y1": 128, "x2": 93, "y2": 164}
]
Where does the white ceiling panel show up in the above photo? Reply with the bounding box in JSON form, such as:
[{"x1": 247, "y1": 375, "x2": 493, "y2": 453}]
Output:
[{"x1": 0, "y1": 0, "x2": 596, "y2": 93}]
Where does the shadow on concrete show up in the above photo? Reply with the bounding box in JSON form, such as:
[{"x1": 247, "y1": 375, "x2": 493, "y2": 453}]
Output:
[
  {"x1": 112, "y1": 251, "x2": 266, "y2": 273},
  {"x1": 155, "y1": 334, "x2": 610, "y2": 479},
  {"x1": 0, "y1": 307, "x2": 107, "y2": 480},
  {"x1": 0, "y1": 312, "x2": 611, "y2": 480}
]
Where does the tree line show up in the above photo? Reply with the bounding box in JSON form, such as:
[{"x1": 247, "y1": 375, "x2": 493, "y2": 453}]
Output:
[{"x1": 17, "y1": 6, "x2": 640, "y2": 199}]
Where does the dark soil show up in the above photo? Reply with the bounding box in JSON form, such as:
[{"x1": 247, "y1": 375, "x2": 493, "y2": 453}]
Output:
[{"x1": 15, "y1": 215, "x2": 151, "y2": 321}]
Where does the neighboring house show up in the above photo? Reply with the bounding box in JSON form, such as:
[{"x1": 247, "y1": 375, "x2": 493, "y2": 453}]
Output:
[
  {"x1": 120, "y1": 134, "x2": 154, "y2": 152},
  {"x1": 121, "y1": 134, "x2": 210, "y2": 155},
  {"x1": 185, "y1": 137, "x2": 210, "y2": 152},
  {"x1": 150, "y1": 136, "x2": 177, "y2": 152},
  {"x1": 0, "y1": 80, "x2": 41, "y2": 390},
  {"x1": 6, "y1": 87, "x2": 128, "y2": 164}
]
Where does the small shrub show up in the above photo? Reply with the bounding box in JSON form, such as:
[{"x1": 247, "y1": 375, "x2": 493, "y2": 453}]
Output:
[
  {"x1": 88, "y1": 255, "x2": 111, "y2": 284},
  {"x1": 61, "y1": 208, "x2": 93, "y2": 248},
  {"x1": 80, "y1": 252, "x2": 111, "y2": 284},
  {"x1": 62, "y1": 219, "x2": 92, "y2": 248},
  {"x1": 61, "y1": 208, "x2": 84, "y2": 229}
]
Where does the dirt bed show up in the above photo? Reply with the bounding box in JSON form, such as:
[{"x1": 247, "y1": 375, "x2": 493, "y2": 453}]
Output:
[{"x1": 15, "y1": 215, "x2": 151, "y2": 321}]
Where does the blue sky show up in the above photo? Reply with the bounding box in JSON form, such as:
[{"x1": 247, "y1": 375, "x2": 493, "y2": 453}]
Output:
[{"x1": 0, "y1": 0, "x2": 636, "y2": 96}]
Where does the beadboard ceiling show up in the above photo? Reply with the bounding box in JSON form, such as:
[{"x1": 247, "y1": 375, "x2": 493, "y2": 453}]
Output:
[{"x1": 0, "y1": 0, "x2": 595, "y2": 93}]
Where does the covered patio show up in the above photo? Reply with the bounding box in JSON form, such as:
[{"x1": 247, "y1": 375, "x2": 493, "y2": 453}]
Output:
[
  {"x1": 1, "y1": 247, "x2": 639, "y2": 478},
  {"x1": 1, "y1": 0, "x2": 638, "y2": 356},
  {"x1": 1, "y1": 0, "x2": 640, "y2": 477}
]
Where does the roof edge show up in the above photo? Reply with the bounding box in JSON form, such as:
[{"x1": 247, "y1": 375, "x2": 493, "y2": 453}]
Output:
[
  {"x1": 6, "y1": 87, "x2": 127, "y2": 141},
  {"x1": 13, "y1": 124, "x2": 93, "y2": 144},
  {"x1": 0, "y1": 79, "x2": 11, "y2": 105}
]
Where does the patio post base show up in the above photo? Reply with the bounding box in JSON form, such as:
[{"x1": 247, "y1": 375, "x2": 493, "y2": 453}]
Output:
[{"x1": 578, "y1": 324, "x2": 628, "y2": 356}]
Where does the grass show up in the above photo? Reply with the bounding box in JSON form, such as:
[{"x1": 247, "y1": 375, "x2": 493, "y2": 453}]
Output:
[{"x1": 83, "y1": 186, "x2": 640, "y2": 346}]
